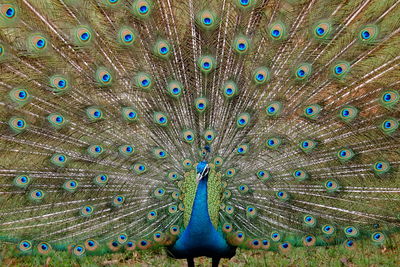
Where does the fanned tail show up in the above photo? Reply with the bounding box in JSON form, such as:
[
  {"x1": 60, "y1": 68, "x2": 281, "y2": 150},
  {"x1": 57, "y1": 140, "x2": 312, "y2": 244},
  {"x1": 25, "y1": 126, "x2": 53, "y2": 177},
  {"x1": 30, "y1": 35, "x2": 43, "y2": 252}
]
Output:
[{"x1": 0, "y1": 0, "x2": 399, "y2": 257}]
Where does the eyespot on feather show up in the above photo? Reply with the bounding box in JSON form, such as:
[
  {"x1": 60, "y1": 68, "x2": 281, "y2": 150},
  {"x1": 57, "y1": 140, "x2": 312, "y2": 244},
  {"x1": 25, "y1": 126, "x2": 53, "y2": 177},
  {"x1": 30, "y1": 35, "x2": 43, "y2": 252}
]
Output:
[
  {"x1": 275, "y1": 191, "x2": 289, "y2": 201},
  {"x1": 278, "y1": 242, "x2": 292, "y2": 253},
  {"x1": 118, "y1": 27, "x2": 137, "y2": 45},
  {"x1": 271, "y1": 231, "x2": 281, "y2": 242},
  {"x1": 236, "y1": 144, "x2": 249, "y2": 155},
  {"x1": 302, "y1": 235, "x2": 316, "y2": 247},
  {"x1": 266, "y1": 137, "x2": 282, "y2": 150},
  {"x1": 132, "y1": 0, "x2": 152, "y2": 19},
  {"x1": 50, "y1": 75, "x2": 69, "y2": 94},
  {"x1": 14, "y1": 175, "x2": 32, "y2": 188},
  {"x1": 47, "y1": 113, "x2": 67, "y2": 129},
  {"x1": 72, "y1": 245, "x2": 85, "y2": 256},
  {"x1": 125, "y1": 240, "x2": 136, "y2": 251},
  {"x1": 196, "y1": 10, "x2": 218, "y2": 30},
  {"x1": 87, "y1": 145, "x2": 105, "y2": 158},
  {"x1": 86, "y1": 107, "x2": 104, "y2": 121},
  {"x1": 167, "y1": 171, "x2": 180, "y2": 182},
  {"x1": 324, "y1": 180, "x2": 340, "y2": 193},
  {"x1": 182, "y1": 159, "x2": 193, "y2": 169},
  {"x1": 256, "y1": 170, "x2": 271, "y2": 182},
  {"x1": 137, "y1": 239, "x2": 152, "y2": 250},
  {"x1": 153, "y1": 112, "x2": 168, "y2": 126},
  {"x1": 133, "y1": 163, "x2": 147, "y2": 174},
  {"x1": 339, "y1": 106, "x2": 358, "y2": 122},
  {"x1": 236, "y1": 113, "x2": 250, "y2": 127},
  {"x1": 95, "y1": 67, "x2": 113, "y2": 86},
  {"x1": 18, "y1": 240, "x2": 32, "y2": 252},
  {"x1": 337, "y1": 148, "x2": 355, "y2": 162},
  {"x1": 37, "y1": 242, "x2": 52, "y2": 254},
  {"x1": 313, "y1": 21, "x2": 332, "y2": 39},
  {"x1": 9, "y1": 88, "x2": 30, "y2": 105},
  {"x1": 119, "y1": 145, "x2": 135, "y2": 157},
  {"x1": 93, "y1": 174, "x2": 109, "y2": 186},
  {"x1": 72, "y1": 25, "x2": 93, "y2": 45},
  {"x1": 372, "y1": 161, "x2": 390, "y2": 175},
  {"x1": 332, "y1": 61, "x2": 350, "y2": 78},
  {"x1": 167, "y1": 80, "x2": 183, "y2": 98},
  {"x1": 225, "y1": 168, "x2": 236, "y2": 178},
  {"x1": 358, "y1": 24, "x2": 378, "y2": 42},
  {"x1": 194, "y1": 97, "x2": 208, "y2": 113},
  {"x1": 153, "y1": 148, "x2": 168, "y2": 159},
  {"x1": 252, "y1": 67, "x2": 270, "y2": 85},
  {"x1": 380, "y1": 118, "x2": 399, "y2": 135},
  {"x1": 380, "y1": 90, "x2": 399, "y2": 109},
  {"x1": 50, "y1": 153, "x2": 68, "y2": 167},
  {"x1": 27, "y1": 33, "x2": 49, "y2": 53},
  {"x1": 117, "y1": 233, "x2": 128, "y2": 245},
  {"x1": 234, "y1": 0, "x2": 257, "y2": 10},
  {"x1": 153, "y1": 39, "x2": 172, "y2": 58},
  {"x1": 292, "y1": 169, "x2": 309, "y2": 181},
  {"x1": 63, "y1": 180, "x2": 78, "y2": 192},
  {"x1": 233, "y1": 35, "x2": 250, "y2": 54},
  {"x1": 222, "y1": 80, "x2": 238, "y2": 99},
  {"x1": 266, "y1": 101, "x2": 282, "y2": 117},
  {"x1": 295, "y1": 63, "x2": 312, "y2": 80},
  {"x1": 9, "y1": 117, "x2": 28, "y2": 133},
  {"x1": 80, "y1": 205, "x2": 94, "y2": 217},
  {"x1": 344, "y1": 226, "x2": 359, "y2": 238},
  {"x1": 322, "y1": 224, "x2": 335, "y2": 235},
  {"x1": 343, "y1": 239, "x2": 357, "y2": 250},
  {"x1": 213, "y1": 156, "x2": 224, "y2": 167},
  {"x1": 303, "y1": 104, "x2": 321, "y2": 119},
  {"x1": 303, "y1": 214, "x2": 317, "y2": 227},
  {"x1": 29, "y1": 189, "x2": 45, "y2": 201},
  {"x1": 134, "y1": 72, "x2": 153, "y2": 90},
  {"x1": 269, "y1": 22, "x2": 286, "y2": 40},
  {"x1": 112, "y1": 195, "x2": 125, "y2": 207},
  {"x1": 299, "y1": 140, "x2": 317, "y2": 153},
  {"x1": 0, "y1": 4, "x2": 18, "y2": 24},
  {"x1": 198, "y1": 55, "x2": 216, "y2": 74}
]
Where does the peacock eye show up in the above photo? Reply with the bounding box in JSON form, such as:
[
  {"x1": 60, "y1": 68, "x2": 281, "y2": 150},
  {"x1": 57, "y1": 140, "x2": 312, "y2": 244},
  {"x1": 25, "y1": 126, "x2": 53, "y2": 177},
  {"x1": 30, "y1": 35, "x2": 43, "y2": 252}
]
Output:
[
  {"x1": 58, "y1": 80, "x2": 66, "y2": 87},
  {"x1": 335, "y1": 66, "x2": 343, "y2": 74},
  {"x1": 139, "y1": 5, "x2": 148, "y2": 14},
  {"x1": 272, "y1": 29, "x2": 280, "y2": 37},
  {"x1": 316, "y1": 27, "x2": 324, "y2": 35},
  {"x1": 80, "y1": 32, "x2": 90, "y2": 41},
  {"x1": 160, "y1": 46, "x2": 168, "y2": 54},
  {"x1": 362, "y1": 30, "x2": 370, "y2": 39},
  {"x1": 5, "y1": 7, "x2": 15, "y2": 18},
  {"x1": 36, "y1": 39, "x2": 46, "y2": 48}
]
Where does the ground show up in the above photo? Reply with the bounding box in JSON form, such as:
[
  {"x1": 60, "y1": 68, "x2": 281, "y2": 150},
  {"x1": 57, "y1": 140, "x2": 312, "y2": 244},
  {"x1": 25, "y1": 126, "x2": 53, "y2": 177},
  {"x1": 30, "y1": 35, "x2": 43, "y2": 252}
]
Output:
[{"x1": 1, "y1": 234, "x2": 399, "y2": 266}]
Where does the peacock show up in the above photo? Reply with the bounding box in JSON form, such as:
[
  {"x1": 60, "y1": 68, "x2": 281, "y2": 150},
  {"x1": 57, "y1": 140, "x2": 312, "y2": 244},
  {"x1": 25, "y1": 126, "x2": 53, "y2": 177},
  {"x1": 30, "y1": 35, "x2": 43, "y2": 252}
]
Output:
[{"x1": 0, "y1": 0, "x2": 399, "y2": 266}]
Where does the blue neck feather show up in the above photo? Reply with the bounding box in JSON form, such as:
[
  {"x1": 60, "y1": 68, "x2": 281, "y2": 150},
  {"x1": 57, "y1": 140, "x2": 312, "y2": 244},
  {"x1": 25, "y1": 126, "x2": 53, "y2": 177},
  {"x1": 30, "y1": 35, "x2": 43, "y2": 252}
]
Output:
[{"x1": 168, "y1": 173, "x2": 235, "y2": 259}]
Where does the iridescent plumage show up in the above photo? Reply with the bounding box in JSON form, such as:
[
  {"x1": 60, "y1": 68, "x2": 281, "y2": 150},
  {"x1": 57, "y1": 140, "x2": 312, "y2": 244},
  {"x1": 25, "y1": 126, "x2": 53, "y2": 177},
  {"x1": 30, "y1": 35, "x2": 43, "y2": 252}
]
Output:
[{"x1": 0, "y1": 0, "x2": 399, "y2": 266}]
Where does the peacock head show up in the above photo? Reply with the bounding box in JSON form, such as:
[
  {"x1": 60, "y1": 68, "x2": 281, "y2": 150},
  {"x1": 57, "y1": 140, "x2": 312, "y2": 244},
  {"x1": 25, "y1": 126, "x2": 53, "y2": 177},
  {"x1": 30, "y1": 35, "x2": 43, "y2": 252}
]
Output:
[{"x1": 196, "y1": 161, "x2": 210, "y2": 183}]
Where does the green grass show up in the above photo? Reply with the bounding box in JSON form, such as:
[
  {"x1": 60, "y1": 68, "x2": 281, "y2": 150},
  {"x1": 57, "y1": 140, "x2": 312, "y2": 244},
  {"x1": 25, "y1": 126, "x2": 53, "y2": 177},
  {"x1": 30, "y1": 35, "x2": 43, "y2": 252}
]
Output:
[{"x1": 1, "y1": 234, "x2": 399, "y2": 267}]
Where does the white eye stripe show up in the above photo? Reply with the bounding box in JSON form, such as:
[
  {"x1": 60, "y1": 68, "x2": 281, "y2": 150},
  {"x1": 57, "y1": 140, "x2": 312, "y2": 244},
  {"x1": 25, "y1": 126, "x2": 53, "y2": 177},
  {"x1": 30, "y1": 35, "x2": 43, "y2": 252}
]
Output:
[{"x1": 201, "y1": 164, "x2": 209, "y2": 176}]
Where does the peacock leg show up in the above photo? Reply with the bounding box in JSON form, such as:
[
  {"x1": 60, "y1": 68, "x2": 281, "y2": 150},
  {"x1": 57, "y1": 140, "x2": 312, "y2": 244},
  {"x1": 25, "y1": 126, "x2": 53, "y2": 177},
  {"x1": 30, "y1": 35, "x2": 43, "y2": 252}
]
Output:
[
  {"x1": 187, "y1": 257, "x2": 194, "y2": 267},
  {"x1": 212, "y1": 257, "x2": 221, "y2": 267}
]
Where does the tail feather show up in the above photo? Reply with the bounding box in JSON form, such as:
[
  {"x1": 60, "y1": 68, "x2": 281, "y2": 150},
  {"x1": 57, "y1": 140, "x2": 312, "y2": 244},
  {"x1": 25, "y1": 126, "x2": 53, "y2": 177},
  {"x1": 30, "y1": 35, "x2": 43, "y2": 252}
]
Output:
[{"x1": 0, "y1": 0, "x2": 399, "y2": 257}]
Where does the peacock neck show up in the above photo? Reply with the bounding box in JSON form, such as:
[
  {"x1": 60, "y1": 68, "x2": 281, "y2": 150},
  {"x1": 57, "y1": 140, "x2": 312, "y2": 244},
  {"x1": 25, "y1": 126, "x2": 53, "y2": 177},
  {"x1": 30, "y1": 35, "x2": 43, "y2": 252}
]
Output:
[
  {"x1": 185, "y1": 175, "x2": 214, "y2": 236},
  {"x1": 168, "y1": 171, "x2": 235, "y2": 259}
]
